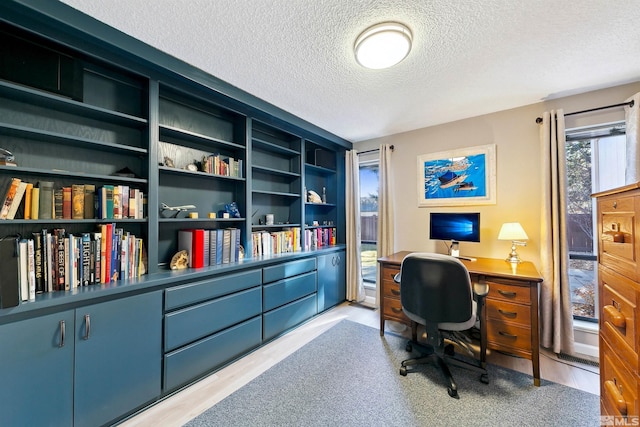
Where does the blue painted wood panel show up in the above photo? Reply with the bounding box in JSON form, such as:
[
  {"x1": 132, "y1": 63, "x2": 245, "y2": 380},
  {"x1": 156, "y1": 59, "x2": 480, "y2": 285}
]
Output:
[
  {"x1": 262, "y1": 271, "x2": 316, "y2": 312},
  {"x1": 317, "y1": 250, "x2": 346, "y2": 312},
  {"x1": 262, "y1": 257, "x2": 316, "y2": 283},
  {"x1": 165, "y1": 269, "x2": 262, "y2": 311},
  {"x1": 73, "y1": 291, "x2": 162, "y2": 427},
  {"x1": 164, "y1": 286, "x2": 262, "y2": 352},
  {"x1": 0, "y1": 310, "x2": 75, "y2": 427},
  {"x1": 163, "y1": 315, "x2": 262, "y2": 392},
  {"x1": 263, "y1": 293, "x2": 317, "y2": 341}
]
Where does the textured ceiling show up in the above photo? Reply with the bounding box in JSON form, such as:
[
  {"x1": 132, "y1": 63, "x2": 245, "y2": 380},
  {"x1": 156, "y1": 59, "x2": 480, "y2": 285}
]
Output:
[{"x1": 59, "y1": 0, "x2": 640, "y2": 143}]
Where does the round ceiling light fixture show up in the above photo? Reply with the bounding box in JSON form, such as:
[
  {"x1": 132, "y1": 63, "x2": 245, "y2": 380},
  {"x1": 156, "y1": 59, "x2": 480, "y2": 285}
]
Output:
[{"x1": 354, "y1": 22, "x2": 412, "y2": 69}]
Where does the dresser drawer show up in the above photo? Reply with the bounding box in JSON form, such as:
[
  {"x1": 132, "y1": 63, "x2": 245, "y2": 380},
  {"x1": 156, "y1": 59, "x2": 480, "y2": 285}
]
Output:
[
  {"x1": 487, "y1": 281, "x2": 531, "y2": 304},
  {"x1": 600, "y1": 268, "x2": 638, "y2": 372},
  {"x1": 486, "y1": 299, "x2": 531, "y2": 326},
  {"x1": 381, "y1": 266, "x2": 400, "y2": 288},
  {"x1": 382, "y1": 279, "x2": 402, "y2": 300},
  {"x1": 486, "y1": 321, "x2": 532, "y2": 353},
  {"x1": 601, "y1": 339, "x2": 639, "y2": 418},
  {"x1": 383, "y1": 296, "x2": 409, "y2": 321}
]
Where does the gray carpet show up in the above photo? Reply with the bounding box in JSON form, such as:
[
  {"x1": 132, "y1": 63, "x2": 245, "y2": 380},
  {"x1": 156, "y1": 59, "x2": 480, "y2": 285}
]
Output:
[{"x1": 185, "y1": 320, "x2": 600, "y2": 427}]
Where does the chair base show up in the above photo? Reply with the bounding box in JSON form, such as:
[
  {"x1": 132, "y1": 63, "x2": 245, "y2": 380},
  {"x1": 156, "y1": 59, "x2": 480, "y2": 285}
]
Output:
[{"x1": 399, "y1": 339, "x2": 488, "y2": 399}]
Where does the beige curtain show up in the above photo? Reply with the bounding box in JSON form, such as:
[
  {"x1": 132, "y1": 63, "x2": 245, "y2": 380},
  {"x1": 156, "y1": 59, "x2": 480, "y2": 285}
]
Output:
[
  {"x1": 375, "y1": 144, "x2": 394, "y2": 306},
  {"x1": 625, "y1": 92, "x2": 640, "y2": 184},
  {"x1": 539, "y1": 110, "x2": 575, "y2": 355},
  {"x1": 345, "y1": 150, "x2": 365, "y2": 302}
]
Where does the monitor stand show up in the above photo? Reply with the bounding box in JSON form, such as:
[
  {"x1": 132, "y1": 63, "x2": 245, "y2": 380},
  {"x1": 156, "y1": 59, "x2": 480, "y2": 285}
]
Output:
[{"x1": 450, "y1": 240, "x2": 460, "y2": 258}]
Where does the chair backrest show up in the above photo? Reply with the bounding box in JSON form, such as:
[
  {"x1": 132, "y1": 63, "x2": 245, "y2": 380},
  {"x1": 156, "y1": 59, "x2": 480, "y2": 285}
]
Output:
[{"x1": 399, "y1": 253, "x2": 472, "y2": 324}]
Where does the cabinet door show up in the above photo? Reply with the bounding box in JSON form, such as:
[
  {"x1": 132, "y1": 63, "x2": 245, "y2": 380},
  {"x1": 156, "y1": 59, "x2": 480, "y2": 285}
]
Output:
[
  {"x1": 317, "y1": 250, "x2": 346, "y2": 312},
  {"x1": 0, "y1": 310, "x2": 74, "y2": 427},
  {"x1": 74, "y1": 291, "x2": 162, "y2": 427}
]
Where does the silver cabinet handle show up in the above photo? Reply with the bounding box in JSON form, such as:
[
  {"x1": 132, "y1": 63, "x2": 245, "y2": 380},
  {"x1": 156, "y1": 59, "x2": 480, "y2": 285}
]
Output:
[
  {"x1": 59, "y1": 320, "x2": 65, "y2": 348},
  {"x1": 83, "y1": 314, "x2": 91, "y2": 340}
]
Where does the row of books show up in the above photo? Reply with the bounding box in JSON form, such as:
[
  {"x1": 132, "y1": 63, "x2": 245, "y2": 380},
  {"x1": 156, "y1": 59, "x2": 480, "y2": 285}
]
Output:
[
  {"x1": 0, "y1": 177, "x2": 146, "y2": 220},
  {"x1": 16, "y1": 225, "x2": 146, "y2": 301},
  {"x1": 178, "y1": 228, "x2": 242, "y2": 268},
  {"x1": 201, "y1": 154, "x2": 243, "y2": 178},
  {"x1": 250, "y1": 227, "x2": 338, "y2": 257}
]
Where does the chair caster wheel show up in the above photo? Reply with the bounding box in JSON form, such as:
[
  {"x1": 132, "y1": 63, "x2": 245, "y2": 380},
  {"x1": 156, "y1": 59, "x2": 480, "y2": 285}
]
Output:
[
  {"x1": 405, "y1": 343, "x2": 413, "y2": 352},
  {"x1": 480, "y1": 373, "x2": 489, "y2": 384},
  {"x1": 447, "y1": 387, "x2": 459, "y2": 399},
  {"x1": 400, "y1": 366, "x2": 407, "y2": 376},
  {"x1": 444, "y1": 344, "x2": 455, "y2": 356}
]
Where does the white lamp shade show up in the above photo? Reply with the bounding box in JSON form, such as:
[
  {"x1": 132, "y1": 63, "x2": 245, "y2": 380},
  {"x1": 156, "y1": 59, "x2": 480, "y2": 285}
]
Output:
[
  {"x1": 498, "y1": 222, "x2": 528, "y2": 241},
  {"x1": 354, "y1": 22, "x2": 412, "y2": 69}
]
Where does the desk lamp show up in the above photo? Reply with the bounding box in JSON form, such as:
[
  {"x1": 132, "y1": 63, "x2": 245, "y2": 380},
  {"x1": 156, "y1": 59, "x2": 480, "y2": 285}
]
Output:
[{"x1": 498, "y1": 222, "x2": 528, "y2": 263}]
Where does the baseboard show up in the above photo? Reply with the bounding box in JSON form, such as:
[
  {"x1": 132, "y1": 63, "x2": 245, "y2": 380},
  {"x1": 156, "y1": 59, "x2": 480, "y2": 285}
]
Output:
[{"x1": 572, "y1": 341, "x2": 599, "y2": 361}]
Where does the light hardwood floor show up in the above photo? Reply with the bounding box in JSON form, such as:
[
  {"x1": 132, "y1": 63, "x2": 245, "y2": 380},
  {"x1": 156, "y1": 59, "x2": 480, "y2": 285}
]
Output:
[{"x1": 119, "y1": 302, "x2": 599, "y2": 426}]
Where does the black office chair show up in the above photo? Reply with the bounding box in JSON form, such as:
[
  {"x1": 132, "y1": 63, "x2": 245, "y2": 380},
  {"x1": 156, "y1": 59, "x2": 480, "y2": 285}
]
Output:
[{"x1": 394, "y1": 252, "x2": 488, "y2": 399}]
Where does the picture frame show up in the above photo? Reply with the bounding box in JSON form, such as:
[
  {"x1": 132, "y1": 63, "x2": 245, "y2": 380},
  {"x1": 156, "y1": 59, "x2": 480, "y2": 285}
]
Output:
[{"x1": 417, "y1": 143, "x2": 496, "y2": 207}]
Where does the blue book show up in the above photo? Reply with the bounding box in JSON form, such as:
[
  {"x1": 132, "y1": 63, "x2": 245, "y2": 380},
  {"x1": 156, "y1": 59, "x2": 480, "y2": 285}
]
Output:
[{"x1": 215, "y1": 229, "x2": 223, "y2": 265}]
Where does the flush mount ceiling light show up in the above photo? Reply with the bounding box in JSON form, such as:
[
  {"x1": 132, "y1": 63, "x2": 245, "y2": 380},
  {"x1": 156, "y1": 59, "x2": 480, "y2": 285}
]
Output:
[{"x1": 354, "y1": 22, "x2": 412, "y2": 69}]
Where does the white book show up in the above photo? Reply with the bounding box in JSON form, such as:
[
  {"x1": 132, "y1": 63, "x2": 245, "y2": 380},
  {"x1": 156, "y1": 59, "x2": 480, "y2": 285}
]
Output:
[
  {"x1": 18, "y1": 239, "x2": 29, "y2": 301},
  {"x1": 27, "y1": 239, "x2": 36, "y2": 301},
  {"x1": 7, "y1": 181, "x2": 28, "y2": 220}
]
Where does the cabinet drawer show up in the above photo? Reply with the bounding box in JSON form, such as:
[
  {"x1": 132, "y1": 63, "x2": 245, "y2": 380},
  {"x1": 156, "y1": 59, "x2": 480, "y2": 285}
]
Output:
[
  {"x1": 165, "y1": 269, "x2": 262, "y2": 311},
  {"x1": 600, "y1": 268, "x2": 638, "y2": 371},
  {"x1": 164, "y1": 286, "x2": 262, "y2": 352},
  {"x1": 263, "y1": 293, "x2": 317, "y2": 341},
  {"x1": 599, "y1": 195, "x2": 635, "y2": 213},
  {"x1": 263, "y1": 271, "x2": 316, "y2": 311},
  {"x1": 383, "y1": 297, "x2": 409, "y2": 321},
  {"x1": 382, "y1": 279, "x2": 402, "y2": 300},
  {"x1": 163, "y1": 316, "x2": 262, "y2": 392},
  {"x1": 486, "y1": 299, "x2": 531, "y2": 326},
  {"x1": 263, "y1": 258, "x2": 316, "y2": 283},
  {"x1": 486, "y1": 321, "x2": 532, "y2": 352},
  {"x1": 381, "y1": 266, "x2": 400, "y2": 287},
  {"x1": 601, "y1": 339, "x2": 639, "y2": 417},
  {"x1": 487, "y1": 281, "x2": 531, "y2": 304}
]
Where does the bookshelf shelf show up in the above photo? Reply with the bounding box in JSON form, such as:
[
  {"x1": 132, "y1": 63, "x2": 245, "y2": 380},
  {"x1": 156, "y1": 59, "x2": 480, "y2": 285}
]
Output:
[{"x1": 0, "y1": 6, "x2": 349, "y2": 426}]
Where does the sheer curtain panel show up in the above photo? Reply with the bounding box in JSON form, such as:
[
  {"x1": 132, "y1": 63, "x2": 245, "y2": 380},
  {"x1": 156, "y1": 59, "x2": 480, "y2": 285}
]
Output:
[
  {"x1": 625, "y1": 92, "x2": 640, "y2": 184},
  {"x1": 375, "y1": 144, "x2": 395, "y2": 306}
]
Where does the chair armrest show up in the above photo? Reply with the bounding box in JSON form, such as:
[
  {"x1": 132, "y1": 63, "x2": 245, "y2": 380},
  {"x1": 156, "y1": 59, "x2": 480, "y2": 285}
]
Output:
[
  {"x1": 473, "y1": 277, "x2": 489, "y2": 298},
  {"x1": 393, "y1": 272, "x2": 401, "y2": 283}
]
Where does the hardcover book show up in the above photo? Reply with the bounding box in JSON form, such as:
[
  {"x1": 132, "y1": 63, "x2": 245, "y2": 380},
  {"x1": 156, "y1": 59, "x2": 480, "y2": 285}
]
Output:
[
  {"x1": 30, "y1": 187, "x2": 40, "y2": 220},
  {"x1": 84, "y1": 184, "x2": 95, "y2": 219},
  {"x1": 54, "y1": 188, "x2": 64, "y2": 219},
  {"x1": 0, "y1": 177, "x2": 21, "y2": 219},
  {"x1": 6, "y1": 181, "x2": 28, "y2": 220},
  {"x1": 72, "y1": 184, "x2": 84, "y2": 219},
  {"x1": 62, "y1": 186, "x2": 72, "y2": 219},
  {"x1": 38, "y1": 181, "x2": 54, "y2": 220}
]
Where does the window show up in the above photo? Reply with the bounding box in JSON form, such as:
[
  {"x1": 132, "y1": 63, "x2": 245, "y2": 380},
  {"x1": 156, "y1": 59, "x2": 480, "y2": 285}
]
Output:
[
  {"x1": 565, "y1": 122, "x2": 626, "y2": 322},
  {"x1": 359, "y1": 160, "x2": 378, "y2": 286}
]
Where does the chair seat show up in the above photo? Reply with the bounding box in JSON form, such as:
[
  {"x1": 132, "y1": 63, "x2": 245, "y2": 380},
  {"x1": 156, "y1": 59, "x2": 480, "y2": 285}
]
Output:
[{"x1": 404, "y1": 300, "x2": 477, "y2": 332}]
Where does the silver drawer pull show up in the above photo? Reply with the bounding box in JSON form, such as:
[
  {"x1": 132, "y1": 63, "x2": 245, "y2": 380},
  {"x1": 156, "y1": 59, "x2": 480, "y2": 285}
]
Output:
[
  {"x1": 59, "y1": 320, "x2": 65, "y2": 348},
  {"x1": 83, "y1": 314, "x2": 91, "y2": 340}
]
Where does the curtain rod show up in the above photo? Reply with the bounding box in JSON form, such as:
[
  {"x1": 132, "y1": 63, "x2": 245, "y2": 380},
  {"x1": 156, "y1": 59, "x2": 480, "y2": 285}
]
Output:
[
  {"x1": 535, "y1": 100, "x2": 635, "y2": 124},
  {"x1": 357, "y1": 145, "x2": 394, "y2": 155}
]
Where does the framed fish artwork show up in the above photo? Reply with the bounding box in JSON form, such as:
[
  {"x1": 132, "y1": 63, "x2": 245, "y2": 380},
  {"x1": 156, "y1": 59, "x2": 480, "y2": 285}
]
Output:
[{"x1": 417, "y1": 144, "x2": 496, "y2": 206}]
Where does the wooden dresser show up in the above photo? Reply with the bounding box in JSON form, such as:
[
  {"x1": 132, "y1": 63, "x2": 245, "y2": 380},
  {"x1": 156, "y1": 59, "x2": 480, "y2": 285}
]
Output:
[
  {"x1": 378, "y1": 251, "x2": 543, "y2": 385},
  {"x1": 594, "y1": 183, "x2": 640, "y2": 418}
]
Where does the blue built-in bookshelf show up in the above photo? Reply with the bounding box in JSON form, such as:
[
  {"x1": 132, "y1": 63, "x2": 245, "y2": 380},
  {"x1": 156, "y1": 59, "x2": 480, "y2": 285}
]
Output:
[{"x1": 0, "y1": 1, "x2": 349, "y2": 426}]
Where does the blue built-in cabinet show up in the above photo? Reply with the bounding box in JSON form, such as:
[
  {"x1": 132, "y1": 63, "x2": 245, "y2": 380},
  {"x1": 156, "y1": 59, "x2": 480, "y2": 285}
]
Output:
[{"x1": 0, "y1": 1, "x2": 349, "y2": 425}]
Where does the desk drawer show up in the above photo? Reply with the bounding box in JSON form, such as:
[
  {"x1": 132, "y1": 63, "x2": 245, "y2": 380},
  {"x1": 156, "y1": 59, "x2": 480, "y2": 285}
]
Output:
[
  {"x1": 487, "y1": 281, "x2": 531, "y2": 304},
  {"x1": 383, "y1": 297, "x2": 409, "y2": 321},
  {"x1": 486, "y1": 300, "x2": 531, "y2": 326},
  {"x1": 382, "y1": 279, "x2": 402, "y2": 300},
  {"x1": 380, "y1": 265, "x2": 400, "y2": 287},
  {"x1": 486, "y1": 321, "x2": 532, "y2": 353}
]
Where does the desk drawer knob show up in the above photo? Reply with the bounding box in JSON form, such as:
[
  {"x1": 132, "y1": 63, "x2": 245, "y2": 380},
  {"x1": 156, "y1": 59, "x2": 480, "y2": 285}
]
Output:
[
  {"x1": 498, "y1": 290, "x2": 517, "y2": 298},
  {"x1": 391, "y1": 288, "x2": 400, "y2": 296},
  {"x1": 392, "y1": 307, "x2": 402, "y2": 314}
]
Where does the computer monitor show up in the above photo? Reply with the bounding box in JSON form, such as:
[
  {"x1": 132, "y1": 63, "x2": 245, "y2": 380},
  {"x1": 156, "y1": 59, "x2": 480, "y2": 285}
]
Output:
[{"x1": 429, "y1": 212, "x2": 480, "y2": 257}]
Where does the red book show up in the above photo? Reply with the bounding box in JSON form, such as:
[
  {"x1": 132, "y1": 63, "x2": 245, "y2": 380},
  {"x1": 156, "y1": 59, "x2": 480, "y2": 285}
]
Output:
[
  {"x1": 191, "y1": 229, "x2": 205, "y2": 268},
  {"x1": 103, "y1": 223, "x2": 113, "y2": 283},
  {"x1": 62, "y1": 187, "x2": 72, "y2": 219}
]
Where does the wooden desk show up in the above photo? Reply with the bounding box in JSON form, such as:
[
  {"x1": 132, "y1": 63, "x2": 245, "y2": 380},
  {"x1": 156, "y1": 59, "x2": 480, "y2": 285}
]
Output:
[{"x1": 377, "y1": 251, "x2": 543, "y2": 386}]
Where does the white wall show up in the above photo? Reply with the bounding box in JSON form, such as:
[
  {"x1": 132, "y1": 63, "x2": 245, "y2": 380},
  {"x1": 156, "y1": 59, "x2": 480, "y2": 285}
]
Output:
[{"x1": 354, "y1": 81, "x2": 640, "y2": 270}]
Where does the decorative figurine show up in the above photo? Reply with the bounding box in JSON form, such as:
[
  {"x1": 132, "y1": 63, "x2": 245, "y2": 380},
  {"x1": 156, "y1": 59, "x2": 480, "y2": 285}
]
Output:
[
  {"x1": 161, "y1": 203, "x2": 196, "y2": 218},
  {"x1": 170, "y1": 250, "x2": 189, "y2": 270}
]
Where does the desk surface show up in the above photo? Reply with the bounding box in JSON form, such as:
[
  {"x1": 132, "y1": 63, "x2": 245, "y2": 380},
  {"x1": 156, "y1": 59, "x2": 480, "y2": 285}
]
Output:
[{"x1": 377, "y1": 251, "x2": 543, "y2": 283}]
